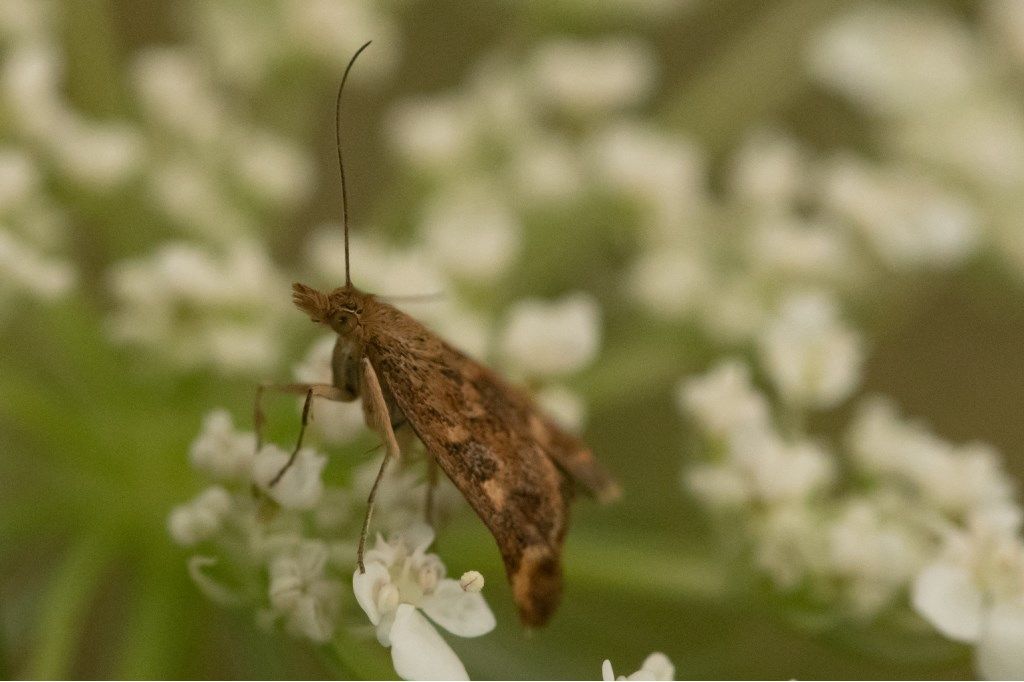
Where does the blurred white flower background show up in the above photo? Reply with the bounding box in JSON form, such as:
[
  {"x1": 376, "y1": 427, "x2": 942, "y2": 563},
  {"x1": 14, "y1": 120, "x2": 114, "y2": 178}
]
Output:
[{"x1": 3, "y1": 0, "x2": 1024, "y2": 679}]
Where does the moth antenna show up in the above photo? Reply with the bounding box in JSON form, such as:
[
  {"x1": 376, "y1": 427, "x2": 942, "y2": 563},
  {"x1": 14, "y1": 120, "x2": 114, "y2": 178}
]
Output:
[{"x1": 337, "y1": 40, "x2": 372, "y2": 288}]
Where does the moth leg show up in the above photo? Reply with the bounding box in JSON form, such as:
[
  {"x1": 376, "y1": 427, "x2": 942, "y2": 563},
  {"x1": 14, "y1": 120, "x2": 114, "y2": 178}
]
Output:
[
  {"x1": 356, "y1": 358, "x2": 401, "y2": 573},
  {"x1": 252, "y1": 382, "x2": 346, "y2": 484},
  {"x1": 424, "y1": 457, "x2": 439, "y2": 524}
]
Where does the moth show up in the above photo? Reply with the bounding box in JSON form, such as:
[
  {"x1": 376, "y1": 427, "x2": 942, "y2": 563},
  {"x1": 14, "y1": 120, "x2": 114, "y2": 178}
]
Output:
[{"x1": 256, "y1": 41, "x2": 620, "y2": 627}]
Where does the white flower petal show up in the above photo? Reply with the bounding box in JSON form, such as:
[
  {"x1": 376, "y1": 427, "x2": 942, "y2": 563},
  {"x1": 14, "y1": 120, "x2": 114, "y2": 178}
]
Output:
[
  {"x1": 602, "y1": 659, "x2": 616, "y2": 681},
  {"x1": 187, "y1": 556, "x2": 241, "y2": 606},
  {"x1": 977, "y1": 601, "x2": 1024, "y2": 680},
  {"x1": 500, "y1": 293, "x2": 601, "y2": 378},
  {"x1": 912, "y1": 561, "x2": 985, "y2": 642},
  {"x1": 420, "y1": 579, "x2": 496, "y2": 637},
  {"x1": 390, "y1": 603, "x2": 469, "y2": 681},
  {"x1": 400, "y1": 521, "x2": 437, "y2": 553},
  {"x1": 353, "y1": 561, "x2": 390, "y2": 626},
  {"x1": 252, "y1": 445, "x2": 326, "y2": 510},
  {"x1": 376, "y1": 611, "x2": 396, "y2": 648},
  {"x1": 630, "y1": 652, "x2": 675, "y2": 680},
  {"x1": 285, "y1": 588, "x2": 341, "y2": 643}
]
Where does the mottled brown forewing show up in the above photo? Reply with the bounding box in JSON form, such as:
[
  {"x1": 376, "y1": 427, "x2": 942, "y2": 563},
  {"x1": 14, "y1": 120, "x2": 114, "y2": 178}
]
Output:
[{"x1": 360, "y1": 298, "x2": 618, "y2": 626}]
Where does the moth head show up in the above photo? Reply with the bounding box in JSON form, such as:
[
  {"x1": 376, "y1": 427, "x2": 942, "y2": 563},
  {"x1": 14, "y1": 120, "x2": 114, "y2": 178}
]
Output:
[{"x1": 291, "y1": 282, "x2": 363, "y2": 335}]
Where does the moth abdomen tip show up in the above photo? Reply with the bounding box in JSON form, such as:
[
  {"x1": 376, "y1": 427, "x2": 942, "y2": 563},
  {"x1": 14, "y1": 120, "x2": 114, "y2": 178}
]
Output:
[{"x1": 597, "y1": 481, "x2": 623, "y2": 504}]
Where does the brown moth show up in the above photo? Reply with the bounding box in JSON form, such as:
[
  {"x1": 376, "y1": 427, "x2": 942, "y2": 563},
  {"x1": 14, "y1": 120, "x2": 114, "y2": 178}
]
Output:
[{"x1": 257, "y1": 41, "x2": 620, "y2": 627}]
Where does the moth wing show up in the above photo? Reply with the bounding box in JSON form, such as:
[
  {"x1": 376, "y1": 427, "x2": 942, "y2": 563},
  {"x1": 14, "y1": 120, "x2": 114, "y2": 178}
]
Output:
[
  {"x1": 533, "y1": 412, "x2": 621, "y2": 503},
  {"x1": 367, "y1": 335, "x2": 599, "y2": 626}
]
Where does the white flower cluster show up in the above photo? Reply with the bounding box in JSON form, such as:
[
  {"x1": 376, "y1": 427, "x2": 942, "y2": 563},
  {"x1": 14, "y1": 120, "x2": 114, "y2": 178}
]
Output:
[
  {"x1": 624, "y1": 117, "x2": 988, "y2": 345},
  {"x1": 190, "y1": 0, "x2": 402, "y2": 88},
  {"x1": 1, "y1": 10, "x2": 143, "y2": 192},
  {"x1": 107, "y1": 240, "x2": 291, "y2": 373},
  {"x1": 170, "y1": 408, "x2": 492, "y2": 678},
  {"x1": 130, "y1": 46, "x2": 314, "y2": 238},
  {"x1": 0, "y1": 5, "x2": 82, "y2": 311},
  {"x1": 680, "y1": 304, "x2": 1024, "y2": 677},
  {"x1": 77, "y1": 0, "x2": 406, "y2": 372},
  {"x1": 169, "y1": 410, "x2": 345, "y2": 641},
  {"x1": 809, "y1": 2, "x2": 1024, "y2": 279},
  {"x1": 611, "y1": 6, "x2": 1024, "y2": 344}
]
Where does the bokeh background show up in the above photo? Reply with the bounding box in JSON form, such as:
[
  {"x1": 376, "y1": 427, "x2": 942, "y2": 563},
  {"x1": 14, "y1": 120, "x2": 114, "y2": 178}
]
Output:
[{"x1": 2, "y1": 0, "x2": 1024, "y2": 679}]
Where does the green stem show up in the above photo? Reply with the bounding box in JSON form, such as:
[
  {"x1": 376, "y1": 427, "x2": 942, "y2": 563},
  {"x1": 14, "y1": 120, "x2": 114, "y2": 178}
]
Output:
[
  {"x1": 22, "y1": 532, "x2": 116, "y2": 679},
  {"x1": 442, "y1": 524, "x2": 733, "y2": 604},
  {"x1": 567, "y1": 532, "x2": 732, "y2": 602},
  {"x1": 113, "y1": 546, "x2": 189, "y2": 679}
]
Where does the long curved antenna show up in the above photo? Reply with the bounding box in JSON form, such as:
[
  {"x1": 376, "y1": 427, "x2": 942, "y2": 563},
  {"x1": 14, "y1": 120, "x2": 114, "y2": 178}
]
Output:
[{"x1": 337, "y1": 40, "x2": 372, "y2": 287}]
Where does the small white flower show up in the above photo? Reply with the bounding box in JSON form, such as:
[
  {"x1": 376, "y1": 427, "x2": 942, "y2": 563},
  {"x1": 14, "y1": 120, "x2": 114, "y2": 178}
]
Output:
[
  {"x1": 746, "y1": 218, "x2": 854, "y2": 283},
  {"x1": 229, "y1": 128, "x2": 313, "y2": 208},
  {"x1": 820, "y1": 156, "x2": 979, "y2": 269},
  {"x1": 387, "y1": 96, "x2": 475, "y2": 170},
  {"x1": 758, "y1": 291, "x2": 863, "y2": 409},
  {"x1": 147, "y1": 158, "x2": 254, "y2": 238},
  {"x1": 912, "y1": 519, "x2": 1024, "y2": 679},
  {"x1": 0, "y1": 229, "x2": 75, "y2": 300},
  {"x1": 678, "y1": 360, "x2": 770, "y2": 439},
  {"x1": 508, "y1": 134, "x2": 584, "y2": 204},
  {"x1": 0, "y1": 0, "x2": 51, "y2": 41},
  {"x1": 730, "y1": 130, "x2": 808, "y2": 208},
  {"x1": 500, "y1": 293, "x2": 601, "y2": 378},
  {"x1": 755, "y1": 505, "x2": 827, "y2": 589},
  {"x1": 352, "y1": 524, "x2": 495, "y2": 681},
  {"x1": 697, "y1": 277, "x2": 767, "y2": 344},
  {"x1": 684, "y1": 464, "x2": 750, "y2": 508},
  {"x1": 728, "y1": 431, "x2": 836, "y2": 505},
  {"x1": 0, "y1": 148, "x2": 39, "y2": 208},
  {"x1": 601, "y1": 652, "x2": 675, "y2": 680},
  {"x1": 131, "y1": 47, "x2": 225, "y2": 144},
  {"x1": 536, "y1": 384, "x2": 587, "y2": 433},
  {"x1": 1, "y1": 44, "x2": 66, "y2": 138},
  {"x1": 189, "y1": 409, "x2": 257, "y2": 483},
  {"x1": 293, "y1": 335, "x2": 365, "y2": 444},
  {"x1": 419, "y1": 182, "x2": 521, "y2": 282},
  {"x1": 252, "y1": 444, "x2": 327, "y2": 511},
  {"x1": 350, "y1": 457, "x2": 461, "y2": 536},
  {"x1": 412, "y1": 301, "x2": 491, "y2": 362},
  {"x1": 280, "y1": 0, "x2": 398, "y2": 74},
  {"x1": 825, "y1": 496, "x2": 928, "y2": 615},
  {"x1": 629, "y1": 247, "x2": 711, "y2": 320},
  {"x1": 531, "y1": 38, "x2": 655, "y2": 116},
  {"x1": 54, "y1": 118, "x2": 144, "y2": 190},
  {"x1": 893, "y1": 98, "x2": 1024, "y2": 190},
  {"x1": 977, "y1": 602, "x2": 1024, "y2": 680},
  {"x1": 167, "y1": 486, "x2": 233, "y2": 546},
  {"x1": 588, "y1": 122, "x2": 705, "y2": 232},
  {"x1": 268, "y1": 541, "x2": 343, "y2": 642},
  {"x1": 847, "y1": 398, "x2": 1016, "y2": 517},
  {"x1": 808, "y1": 5, "x2": 981, "y2": 116}
]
